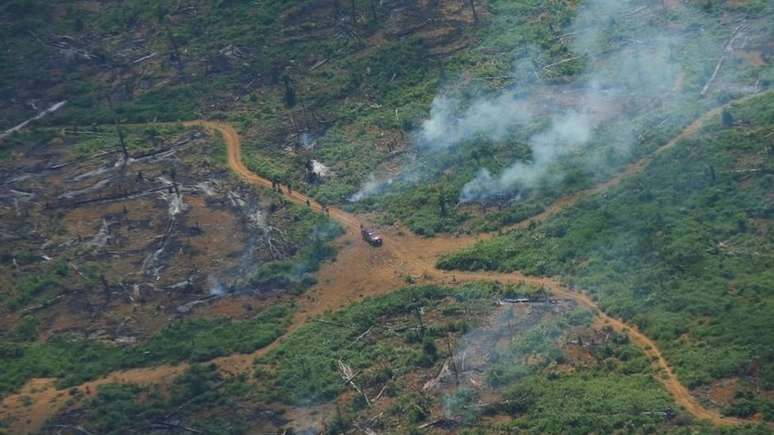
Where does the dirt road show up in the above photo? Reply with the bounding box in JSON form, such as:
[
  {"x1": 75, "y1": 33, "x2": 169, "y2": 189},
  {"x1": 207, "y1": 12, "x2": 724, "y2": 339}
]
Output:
[
  {"x1": 2, "y1": 95, "x2": 765, "y2": 433},
  {"x1": 188, "y1": 113, "x2": 750, "y2": 426}
]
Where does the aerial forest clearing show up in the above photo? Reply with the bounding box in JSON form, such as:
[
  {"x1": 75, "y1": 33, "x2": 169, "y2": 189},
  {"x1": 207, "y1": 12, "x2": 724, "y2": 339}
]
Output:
[{"x1": 4, "y1": 91, "x2": 770, "y2": 433}]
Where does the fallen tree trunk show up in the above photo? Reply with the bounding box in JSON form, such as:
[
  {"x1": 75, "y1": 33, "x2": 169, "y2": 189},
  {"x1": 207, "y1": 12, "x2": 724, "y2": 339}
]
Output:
[
  {"x1": 54, "y1": 185, "x2": 173, "y2": 209},
  {"x1": 20, "y1": 294, "x2": 66, "y2": 313},
  {"x1": 338, "y1": 359, "x2": 371, "y2": 407},
  {"x1": 0, "y1": 101, "x2": 67, "y2": 140},
  {"x1": 701, "y1": 24, "x2": 745, "y2": 97}
]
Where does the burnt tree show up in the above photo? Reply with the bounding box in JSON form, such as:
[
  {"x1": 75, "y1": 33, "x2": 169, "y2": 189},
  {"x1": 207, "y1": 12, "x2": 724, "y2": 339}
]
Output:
[
  {"x1": 106, "y1": 95, "x2": 129, "y2": 163},
  {"x1": 282, "y1": 75, "x2": 297, "y2": 107},
  {"x1": 468, "y1": 0, "x2": 479, "y2": 22}
]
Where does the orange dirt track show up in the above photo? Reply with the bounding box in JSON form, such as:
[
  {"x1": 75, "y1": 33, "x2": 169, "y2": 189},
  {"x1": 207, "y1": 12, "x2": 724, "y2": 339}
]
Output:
[{"x1": 3, "y1": 94, "x2": 769, "y2": 433}]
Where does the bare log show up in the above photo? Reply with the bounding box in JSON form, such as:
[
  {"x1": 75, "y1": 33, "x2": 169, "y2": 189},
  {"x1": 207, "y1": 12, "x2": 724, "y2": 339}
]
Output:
[
  {"x1": 701, "y1": 24, "x2": 746, "y2": 97},
  {"x1": 20, "y1": 294, "x2": 66, "y2": 313},
  {"x1": 133, "y1": 52, "x2": 157, "y2": 64},
  {"x1": 353, "y1": 326, "x2": 374, "y2": 343},
  {"x1": 542, "y1": 56, "x2": 580, "y2": 71}
]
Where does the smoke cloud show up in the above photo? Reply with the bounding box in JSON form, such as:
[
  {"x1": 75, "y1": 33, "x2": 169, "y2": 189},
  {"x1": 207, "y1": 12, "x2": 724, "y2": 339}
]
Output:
[
  {"x1": 351, "y1": 0, "x2": 758, "y2": 203},
  {"x1": 462, "y1": 109, "x2": 597, "y2": 200},
  {"x1": 418, "y1": 93, "x2": 533, "y2": 150},
  {"x1": 350, "y1": 173, "x2": 394, "y2": 202},
  {"x1": 454, "y1": 0, "x2": 686, "y2": 201}
]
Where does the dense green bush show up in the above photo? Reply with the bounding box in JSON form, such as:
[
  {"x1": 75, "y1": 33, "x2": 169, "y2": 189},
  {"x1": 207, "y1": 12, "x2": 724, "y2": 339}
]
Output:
[
  {"x1": 0, "y1": 305, "x2": 289, "y2": 396},
  {"x1": 74, "y1": 364, "x2": 249, "y2": 435},
  {"x1": 501, "y1": 373, "x2": 672, "y2": 434},
  {"x1": 5, "y1": 258, "x2": 68, "y2": 310}
]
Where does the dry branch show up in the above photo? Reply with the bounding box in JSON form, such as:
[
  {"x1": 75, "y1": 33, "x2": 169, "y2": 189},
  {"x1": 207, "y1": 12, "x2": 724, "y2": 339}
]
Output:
[
  {"x1": 542, "y1": 56, "x2": 580, "y2": 70},
  {"x1": 133, "y1": 52, "x2": 157, "y2": 64},
  {"x1": 311, "y1": 318, "x2": 348, "y2": 327},
  {"x1": 354, "y1": 326, "x2": 374, "y2": 343},
  {"x1": 373, "y1": 382, "x2": 389, "y2": 402},
  {"x1": 337, "y1": 359, "x2": 371, "y2": 407}
]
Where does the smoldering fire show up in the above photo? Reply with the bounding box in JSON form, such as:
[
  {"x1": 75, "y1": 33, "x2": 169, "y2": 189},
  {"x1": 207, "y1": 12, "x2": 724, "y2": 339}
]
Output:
[{"x1": 350, "y1": 0, "x2": 748, "y2": 204}]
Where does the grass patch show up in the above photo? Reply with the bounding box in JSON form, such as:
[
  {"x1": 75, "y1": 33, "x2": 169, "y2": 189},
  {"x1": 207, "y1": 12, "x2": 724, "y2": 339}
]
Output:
[
  {"x1": 68, "y1": 364, "x2": 251, "y2": 435},
  {"x1": 0, "y1": 304, "x2": 290, "y2": 396}
]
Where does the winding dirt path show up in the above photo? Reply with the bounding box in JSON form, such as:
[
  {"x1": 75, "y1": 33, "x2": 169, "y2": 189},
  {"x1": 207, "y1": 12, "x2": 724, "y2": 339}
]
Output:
[{"x1": 2, "y1": 95, "x2": 766, "y2": 433}]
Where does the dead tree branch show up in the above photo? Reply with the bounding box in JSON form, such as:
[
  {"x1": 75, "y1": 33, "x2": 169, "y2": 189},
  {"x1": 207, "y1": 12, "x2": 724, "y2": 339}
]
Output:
[{"x1": 337, "y1": 359, "x2": 371, "y2": 407}]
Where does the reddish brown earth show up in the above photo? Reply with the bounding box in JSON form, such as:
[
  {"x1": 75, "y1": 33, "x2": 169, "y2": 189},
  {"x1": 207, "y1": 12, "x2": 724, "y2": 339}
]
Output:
[{"x1": 3, "y1": 94, "x2": 769, "y2": 433}]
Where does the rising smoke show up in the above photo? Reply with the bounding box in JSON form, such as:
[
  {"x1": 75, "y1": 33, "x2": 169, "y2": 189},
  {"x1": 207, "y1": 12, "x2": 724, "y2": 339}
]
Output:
[
  {"x1": 456, "y1": 0, "x2": 684, "y2": 201},
  {"x1": 351, "y1": 0, "x2": 751, "y2": 203}
]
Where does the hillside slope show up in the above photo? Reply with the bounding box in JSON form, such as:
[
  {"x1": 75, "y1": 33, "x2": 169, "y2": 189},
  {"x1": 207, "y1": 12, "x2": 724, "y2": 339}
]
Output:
[
  {"x1": 1, "y1": 0, "x2": 773, "y2": 434},
  {"x1": 440, "y1": 91, "x2": 774, "y2": 421}
]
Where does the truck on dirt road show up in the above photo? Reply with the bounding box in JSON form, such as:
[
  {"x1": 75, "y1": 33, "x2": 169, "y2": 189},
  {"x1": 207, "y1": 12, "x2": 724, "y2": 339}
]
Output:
[{"x1": 361, "y1": 227, "x2": 383, "y2": 247}]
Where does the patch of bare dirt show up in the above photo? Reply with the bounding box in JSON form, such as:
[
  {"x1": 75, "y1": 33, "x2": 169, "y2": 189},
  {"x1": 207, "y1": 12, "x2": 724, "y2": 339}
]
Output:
[{"x1": 706, "y1": 378, "x2": 740, "y2": 407}]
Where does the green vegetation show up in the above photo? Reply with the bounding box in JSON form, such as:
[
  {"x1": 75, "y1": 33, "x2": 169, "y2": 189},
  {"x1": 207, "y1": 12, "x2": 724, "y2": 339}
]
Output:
[
  {"x1": 0, "y1": 304, "x2": 289, "y2": 396},
  {"x1": 351, "y1": 137, "x2": 534, "y2": 235},
  {"x1": 4, "y1": 257, "x2": 68, "y2": 311},
  {"x1": 62, "y1": 364, "x2": 250, "y2": 435},
  {"x1": 248, "y1": 281, "x2": 703, "y2": 432},
  {"x1": 2, "y1": 0, "x2": 774, "y2": 432},
  {"x1": 345, "y1": 0, "x2": 773, "y2": 236},
  {"x1": 252, "y1": 281, "x2": 665, "y2": 430},
  {"x1": 0, "y1": 0, "x2": 443, "y2": 217},
  {"x1": 0, "y1": 122, "x2": 209, "y2": 165},
  {"x1": 66, "y1": 123, "x2": 188, "y2": 158},
  {"x1": 440, "y1": 93, "x2": 774, "y2": 415},
  {"x1": 3, "y1": 0, "x2": 770, "y2": 239},
  {"x1": 496, "y1": 374, "x2": 676, "y2": 433},
  {"x1": 255, "y1": 284, "x2": 485, "y2": 405},
  {"x1": 478, "y1": 309, "x2": 676, "y2": 433}
]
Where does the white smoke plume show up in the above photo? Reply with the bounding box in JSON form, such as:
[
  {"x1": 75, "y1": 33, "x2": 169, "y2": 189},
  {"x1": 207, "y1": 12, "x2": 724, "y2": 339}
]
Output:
[
  {"x1": 461, "y1": 109, "x2": 595, "y2": 199},
  {"x1": 350, "y1": 173, "x2": 394, "y2": 202},
  {"x1": 419, "y1": 93, "x2": 533, "y2": 150},
  {"x1": 351, "y1": 0, "x2": 762, "y2": 203},
  {"x1": 454, "y1": 0, "x2": 686, "y2": 201}
]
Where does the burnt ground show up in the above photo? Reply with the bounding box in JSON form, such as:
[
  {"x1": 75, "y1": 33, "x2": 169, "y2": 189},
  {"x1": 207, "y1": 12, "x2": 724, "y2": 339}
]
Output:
[{"x1": 0, "y1": 125, "x2": 319, "y2": 342}]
